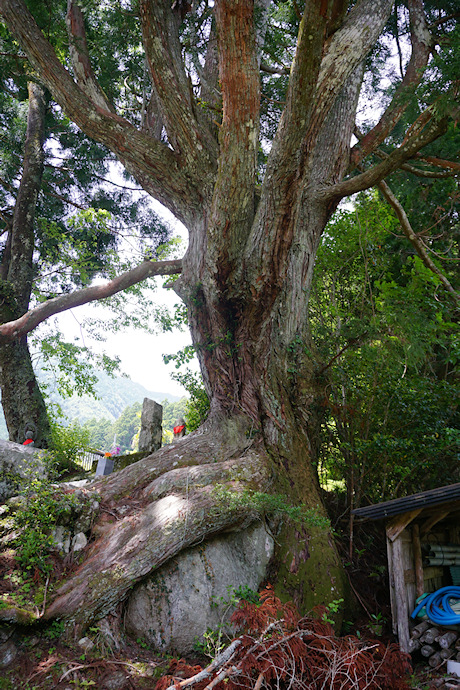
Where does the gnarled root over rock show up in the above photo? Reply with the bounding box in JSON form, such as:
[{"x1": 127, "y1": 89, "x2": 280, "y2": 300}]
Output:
[{"x1": 43, "y1": 425, "x2": 271, "y2": 630}]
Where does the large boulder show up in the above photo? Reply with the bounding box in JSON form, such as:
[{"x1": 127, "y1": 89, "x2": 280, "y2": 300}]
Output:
[
  {"x1": 0, "y1": 440, "x2": 47, "y2": 503},
  {"x1": 124, "y1": 521, "x2": 274, "y2": 654}
]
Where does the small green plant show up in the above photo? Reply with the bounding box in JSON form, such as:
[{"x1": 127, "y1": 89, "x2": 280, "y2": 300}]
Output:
[
  {"x1": 193, "y1": 625, "x2": 227, "y2": 659},
  {"x1": 322, "y1": 598, "x2": 344, "y2": 624},
  {"x1": 14, "y1": 478, "x2": 75, "y2": 575},
  {"x1": 44, "y1": 620, "x2": 66, "y2": 640},
  {"x1": 194, "y1": 585, "x2": 261, "y2": 659},
  {"x1": 230, "y1": 585, "x2": 260, "y2": 606},
  {"x1": 366, "y1": 612, "x2": 386, "y2": 637}
]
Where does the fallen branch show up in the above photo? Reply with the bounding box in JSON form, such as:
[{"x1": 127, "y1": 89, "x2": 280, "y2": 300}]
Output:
[
  {"x1": 59, "y1": 658, "x2": 141, "y2": 683},
  {"x1": 0, "y1": 258, "x2": 183, "y2": 344},
  {"x1": 165, "y1": 639, "x2": 242, "y2": 690}
]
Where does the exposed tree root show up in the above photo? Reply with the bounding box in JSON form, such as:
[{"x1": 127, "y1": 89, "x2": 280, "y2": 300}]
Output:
[
  {"x1": 43, "y1": 437, "x2": 270, "y2": 629},
  {"x1": 94, "y1": 417, "x2": 256, "y2": 504}
]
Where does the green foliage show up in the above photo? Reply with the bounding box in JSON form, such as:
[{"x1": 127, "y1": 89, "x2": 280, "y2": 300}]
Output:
[
  {"x1": 160, "y1": 397, "x2": 188, "y2": 434},
  {"x1": 310, "y1": 192, "x2": 459, "y2": 506},
  {"x1": 212, "y1": 486, "x2": 330, "y2": 529},
  {"x1": 48, "y1": 419, "x2": 92, "y2": 475},
  {"x1": 37, "y1": 332, "x2": 121, "y2": 400},
  {"x1": 43, "y1": 620, "x2": 66, "y2": 640},
  {"x1": 164, "y1": 345, "x2": 210, "y2": 432},
  {"x1": 14, "y1": 479, "x2": 76, "y2": 575},
  {"x1": 322, "y1": 598, "x2": 344, "y2": 625}
]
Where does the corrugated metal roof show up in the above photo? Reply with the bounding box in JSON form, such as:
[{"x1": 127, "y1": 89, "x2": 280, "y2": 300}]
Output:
[{"x1": 351, "y1": 483, "x2": 460, "y2": 521}]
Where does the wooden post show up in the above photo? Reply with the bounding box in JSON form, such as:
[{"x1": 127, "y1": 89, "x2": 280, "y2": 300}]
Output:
[
  {"x1": 388, "y1": 531, "x2": 411, "y2": 653},
  {"x1": 386, "y1": 535, "x2": 397, "y2": 636},
  {"x1": 412, "y1": 523, "x2": 425, "y2": 598}
]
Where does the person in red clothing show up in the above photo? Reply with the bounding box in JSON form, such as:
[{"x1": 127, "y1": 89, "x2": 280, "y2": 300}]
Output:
[{"x1": 173, "y1": 418, "x2": 186, "y2": 439}]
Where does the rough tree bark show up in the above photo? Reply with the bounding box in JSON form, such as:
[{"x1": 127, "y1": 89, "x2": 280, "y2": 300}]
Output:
[
  {"x1": 0, "y1": 82, "x2": 51, "y2": 447},
  {"x1": 0, "y1": 0, "x2": 455, "y2": 635}
]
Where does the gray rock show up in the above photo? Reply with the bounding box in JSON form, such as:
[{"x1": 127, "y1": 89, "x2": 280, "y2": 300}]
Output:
[
  {"x1": 72, "y1": 532, "x2": 88, "y2": 552},
  {"x1": 95, "y1": 456, "x2": 114, "y2": 476},
  {"x1": 102, "y1": 671, "x2": 130, "y2": 690},
  {"x1": 0, "y1": 639, "x2": 18, "y2": 668},
  {"x1": 138, "y1": 398, "x2": 163, "y2": 453},
  {"x1": 0, "y1": 625, "x2": 13, "y2": 644},
  {"x1": 124, "y1": 521, "x2": 274, "y2": 654},
  {"x1": 51, "y1": 525, "x2": 71, "y2": 554},
  {"x1": 0, "y1": 439, "x2": 47, "y2": 503},
  {"x1": 78, "y1": 637, "x2": 95, "y2": 653}
]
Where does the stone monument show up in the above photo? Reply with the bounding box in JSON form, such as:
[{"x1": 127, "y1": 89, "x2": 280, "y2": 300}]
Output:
[{"x1": 138, "y1": 398, "x2": 163, "y2": 453}]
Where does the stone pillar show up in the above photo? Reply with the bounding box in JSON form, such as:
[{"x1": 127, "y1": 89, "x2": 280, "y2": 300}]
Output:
[{"x1": 138, "y1": 398, "x2": 163, "y2": 453}]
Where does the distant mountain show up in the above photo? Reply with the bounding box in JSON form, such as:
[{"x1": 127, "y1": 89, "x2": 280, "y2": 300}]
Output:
[{"x1": 0, "y1": 368, "x2": 182, "y2": 440}]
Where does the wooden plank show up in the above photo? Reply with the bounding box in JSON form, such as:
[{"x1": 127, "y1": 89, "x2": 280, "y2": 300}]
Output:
[
  {"x1": 391, "y1": 535, "x2": 411, "y2": 653},
  {"x1": 386, "y1": 537, "x2": 397, "y2": 636},
  {"x1": 386, "y1": 509, "x2": 422, "y2": 542},
  {"x1": 412, "y1": 524, "x2": 425, "y2": 598},
  {"x1": 420, "y1": 510, "x2": 450, "y2": 538}
]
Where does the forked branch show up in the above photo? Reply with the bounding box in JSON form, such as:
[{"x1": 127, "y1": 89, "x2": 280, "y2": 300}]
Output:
[
  {"x1": 0, "y1": 0, "x2": 200, "y2": 221},
  {"x1": 139, "y1": 0, "x2": 216, "y2": 169},
  {"x1": 350, "y1": 0, "x2": 433, "y2": 169},
  {"x1": 326, "y1": 109, "x2": 448, "y2": 199}
]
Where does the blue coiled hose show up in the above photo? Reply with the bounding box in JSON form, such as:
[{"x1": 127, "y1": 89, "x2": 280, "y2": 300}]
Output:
[{"x1": 411, "y1": 586, "x2": 460, "y2": 625}]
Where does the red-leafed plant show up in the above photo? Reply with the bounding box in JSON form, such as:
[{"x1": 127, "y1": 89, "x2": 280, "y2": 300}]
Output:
[{"x1": 155, "y1": 585, "x2": 411, "y2": 690}]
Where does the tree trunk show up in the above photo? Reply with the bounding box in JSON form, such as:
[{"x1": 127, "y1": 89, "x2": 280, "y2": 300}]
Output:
[
  {"x1": 2, "y1": 0, "x2": 451, "y2": 643},
  {"x1": 0, "y1": 82, "x2": 51, "y2": 447},
  {"x1": 0, "y1": 339, "x2": 50, "y2": 447},
  {"x1": 42, "y1": 201, "x2": 346, "y2": 630}
]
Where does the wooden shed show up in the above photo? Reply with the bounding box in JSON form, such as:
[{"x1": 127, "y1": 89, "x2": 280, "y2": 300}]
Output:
[{"x1": 352, "y1": 483, "x2": 460, "y2": 653}]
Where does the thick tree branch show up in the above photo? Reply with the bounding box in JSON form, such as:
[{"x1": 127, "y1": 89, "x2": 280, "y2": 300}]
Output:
[
  {"x1": 324, "y1": 110, "x2": 448, "y2": 199},
  {"x1": 429, "y1": 12, "x2": 460, "y2": 30},
  {"x1": 310, "y1": 0, "x2": 394, "y2": 143},
  {"x1": 378, "y1": 179, "x2": 459, "y2": 306},
  {"x1": 350, "y1": 0, "x2": 433, "y2": 169},
  {"x1": 66, "y1": 0, "x2": 115, "y2": 112},
  {"x1": 260, "y1": 61, "x2": 289, "y2": 76},
  {"x1": 208, "y1": 0, "x2": 260, "y2": 255},
  {"x1": 414, "y1": 154, "x2": 460, "y2": 172},
  {"x1": 139, "y1": 0, "x2": 217, "y2": 174},
  {"x1": 354, "y1": 126, "x2": 458, "y2": 179},
  {"x1": 0, "y1": 259, "x2": 183, "y2": 344},
  {"x1": 268, "y1": 0, "x2": 331, "y2": 162},
  {"x1": 0, "y1": 0, "x2": 200, "y2": 223}
]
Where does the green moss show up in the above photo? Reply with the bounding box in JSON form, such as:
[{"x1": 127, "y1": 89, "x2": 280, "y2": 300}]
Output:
[
  {"x1": 114, "y1": 451, "x2": 150, "y2": 471},
  {"x1": 0, "y1": 602, "x2": 39, "y2": 625},
  {"x1": 271, "y1": 521, "x2": 348, "y2": 624},
  {"x1": 211, "y1": 485, "x2": 329, "y2": 529}
]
